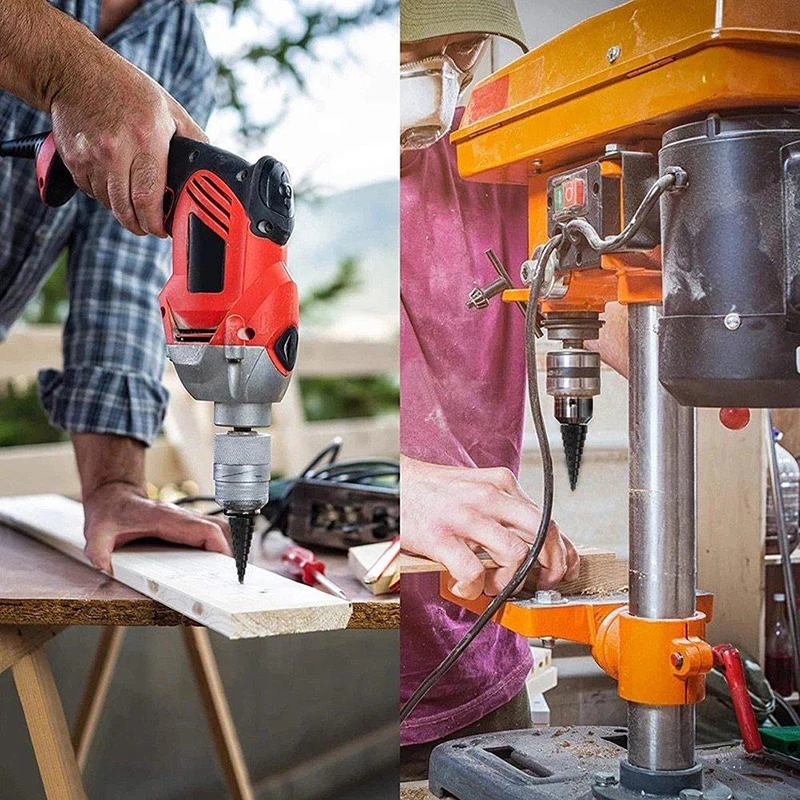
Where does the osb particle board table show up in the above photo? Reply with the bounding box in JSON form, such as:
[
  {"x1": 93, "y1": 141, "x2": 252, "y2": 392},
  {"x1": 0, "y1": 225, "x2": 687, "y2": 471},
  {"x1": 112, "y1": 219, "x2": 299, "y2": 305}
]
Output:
[
  {"x1": 0, "y1": 525, "x2": 399, "y2": 630},
  {"x1": 0, "y1": 523, "x2": 398, "y2": 799}
]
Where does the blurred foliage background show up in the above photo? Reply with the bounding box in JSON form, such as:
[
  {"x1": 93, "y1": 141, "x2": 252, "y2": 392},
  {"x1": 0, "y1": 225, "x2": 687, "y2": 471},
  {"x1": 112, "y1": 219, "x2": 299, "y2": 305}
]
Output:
[{"x1": 0, "y1": 0, "x2": 398, "y2": 449}]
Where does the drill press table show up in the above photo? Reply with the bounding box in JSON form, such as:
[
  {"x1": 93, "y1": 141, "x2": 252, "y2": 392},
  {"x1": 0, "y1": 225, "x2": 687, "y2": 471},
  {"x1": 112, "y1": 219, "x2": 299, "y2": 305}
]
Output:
[{"x1": 0, "y1": 522, "x2": 398, "y2": 799}]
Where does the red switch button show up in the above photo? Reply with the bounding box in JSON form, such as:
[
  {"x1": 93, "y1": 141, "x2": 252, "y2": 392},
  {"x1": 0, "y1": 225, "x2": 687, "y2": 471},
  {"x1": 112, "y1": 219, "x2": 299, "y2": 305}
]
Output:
[{"x1": 562, "y1": 178, "x2": 585, "y2": 209}]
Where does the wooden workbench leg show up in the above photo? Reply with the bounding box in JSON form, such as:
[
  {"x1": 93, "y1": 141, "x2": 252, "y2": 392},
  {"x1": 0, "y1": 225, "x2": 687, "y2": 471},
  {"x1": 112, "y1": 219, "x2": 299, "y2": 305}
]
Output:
[
  {"x1": 182, "y1": 626, "x2": 254, "y2": 800},
  {"x1": 12, "y1": 647, "x2": 87, "y2": 800},
  {"x1": 72, "y1": 626, "x2": 126, "y2": 771}
]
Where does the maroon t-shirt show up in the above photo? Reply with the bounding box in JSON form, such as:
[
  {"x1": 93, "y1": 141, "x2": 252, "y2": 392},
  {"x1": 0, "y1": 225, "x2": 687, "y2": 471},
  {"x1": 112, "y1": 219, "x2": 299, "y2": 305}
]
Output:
[{"x1": 400, "y1": 110, "x2": 533, "y2": 746}]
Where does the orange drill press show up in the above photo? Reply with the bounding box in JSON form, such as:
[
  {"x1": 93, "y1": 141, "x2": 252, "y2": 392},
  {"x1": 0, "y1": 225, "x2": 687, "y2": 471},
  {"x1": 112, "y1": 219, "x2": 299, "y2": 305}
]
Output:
[{"x1": 428, "y1": 2, "x2": 800, "y2": 798}]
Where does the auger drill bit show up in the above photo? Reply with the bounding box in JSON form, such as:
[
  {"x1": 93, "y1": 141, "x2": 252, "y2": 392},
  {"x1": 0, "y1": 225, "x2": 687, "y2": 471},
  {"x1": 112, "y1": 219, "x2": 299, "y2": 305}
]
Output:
[
  {"x1": 230, "y1": 514, "x2": 256, "y2": 584},
  {"x1": 560, "y1": 422, "x2": 588, "y2": 491}
]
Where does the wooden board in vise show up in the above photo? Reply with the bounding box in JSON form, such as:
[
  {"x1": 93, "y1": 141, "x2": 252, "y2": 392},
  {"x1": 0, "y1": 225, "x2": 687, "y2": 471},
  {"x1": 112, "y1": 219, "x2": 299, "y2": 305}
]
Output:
[
  {"x1": 398, "y1": 546, "x2": 628, "y2": 597},
  {"x1": 0, "y1": 495, "x2": 352, "y2": 639}
]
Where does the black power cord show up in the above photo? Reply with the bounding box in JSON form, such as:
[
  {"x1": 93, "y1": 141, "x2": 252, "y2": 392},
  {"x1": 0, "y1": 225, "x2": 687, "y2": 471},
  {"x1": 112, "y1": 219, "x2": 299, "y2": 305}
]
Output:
[
  {"x1": 400, "y1": 245, "x2": 557, "y2": 724},
  {"x1": 174, "y1": 437, "x2": 399, "y2": 529},
  {"x1": 261, "y1": 440, "x2": 399, "y2": 538}
]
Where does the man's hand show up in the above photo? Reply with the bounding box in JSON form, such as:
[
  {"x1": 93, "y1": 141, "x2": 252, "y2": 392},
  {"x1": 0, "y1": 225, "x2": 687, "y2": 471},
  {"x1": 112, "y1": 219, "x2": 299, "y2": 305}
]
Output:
[
  {"x1": 401, "y1": 456, "x2": 579, "y2": 600},
  {"x1": 73, "y1": 434, "x2": 230, "y2": 572},
  {"x1": 0, "y1": 0, "x2": 207, "y2": 237},
  {"x1": 82, "y1": 483, "x2": 230, "y2": 572},
  {"x1": 50, "y1": 56, "x2": 207, "y2": 238}
]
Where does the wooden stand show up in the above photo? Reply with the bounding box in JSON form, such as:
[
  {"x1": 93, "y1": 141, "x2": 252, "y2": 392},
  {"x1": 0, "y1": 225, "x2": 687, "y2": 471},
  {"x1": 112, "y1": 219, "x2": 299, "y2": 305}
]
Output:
[
  {"x1": 0, "y1": 518, "x2": 397, "y2": 797},
  {"x1": 2, "y1": 623, "x2": 256, "y2": 799},
  {"x1": 1, "y1": 626, "x2": 85, "y2": 799}
]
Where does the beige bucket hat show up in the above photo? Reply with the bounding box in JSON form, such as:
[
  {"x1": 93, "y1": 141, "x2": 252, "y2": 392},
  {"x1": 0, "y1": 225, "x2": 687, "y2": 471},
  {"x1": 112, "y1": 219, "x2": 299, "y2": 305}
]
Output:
[{"x1": 401, "y1": 0, "x2": 528, "y2": 51}]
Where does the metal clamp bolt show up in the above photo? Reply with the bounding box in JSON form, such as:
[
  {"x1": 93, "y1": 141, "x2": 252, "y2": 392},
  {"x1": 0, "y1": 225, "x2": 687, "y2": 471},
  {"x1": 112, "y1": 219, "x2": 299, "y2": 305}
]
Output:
[
  {"x1": 724, "y1": 312, "x2": 741, "y2": 331},
  {"x1": 534, "y1": 589, "x2": 567, "y2": 605},
  {"x1": 671, "y1": 652, "x2": 685, "y2": 670},
  {"x1": 593, "y1": 772, "x2": 618, "y2": 787},
  {"x1": 679, "y1": 790, "x2": 704, "y2": 800},
  {"x1": 606, "y1": 45, "x2": 621, "y2": 63}
]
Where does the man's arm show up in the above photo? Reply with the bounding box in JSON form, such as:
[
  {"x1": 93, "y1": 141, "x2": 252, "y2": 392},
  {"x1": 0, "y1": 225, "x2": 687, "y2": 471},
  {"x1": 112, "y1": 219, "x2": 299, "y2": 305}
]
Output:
[
  {"x1": 589, "y1": 301, "x2": 629, "y2": 378},
  {"x1": 73, "y1": 434, "x2": 229, "y2": 571},
  {"x1": 0, "y1": 0, "x2": 206, "y2": 236}
]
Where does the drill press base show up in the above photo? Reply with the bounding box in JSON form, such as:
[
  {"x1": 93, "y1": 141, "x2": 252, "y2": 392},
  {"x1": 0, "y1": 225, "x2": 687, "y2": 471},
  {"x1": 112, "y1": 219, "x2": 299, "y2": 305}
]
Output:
[{"x1": 427, "y1": 727, "x2": 800, "y2": 800}]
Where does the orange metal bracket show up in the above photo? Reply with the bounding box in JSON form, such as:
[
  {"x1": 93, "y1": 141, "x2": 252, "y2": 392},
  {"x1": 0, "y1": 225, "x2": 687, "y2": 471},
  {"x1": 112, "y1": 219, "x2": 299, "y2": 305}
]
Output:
[{"x1": 441, "y1": 575, "x2": 715, "y2": 706}]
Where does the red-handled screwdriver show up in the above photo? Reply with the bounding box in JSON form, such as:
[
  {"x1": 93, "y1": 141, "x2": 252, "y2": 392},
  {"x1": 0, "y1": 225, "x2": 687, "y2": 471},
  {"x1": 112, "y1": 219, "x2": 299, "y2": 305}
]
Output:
[{"x1": 281, "y1": 545, "x2": 348, "y2": 600}]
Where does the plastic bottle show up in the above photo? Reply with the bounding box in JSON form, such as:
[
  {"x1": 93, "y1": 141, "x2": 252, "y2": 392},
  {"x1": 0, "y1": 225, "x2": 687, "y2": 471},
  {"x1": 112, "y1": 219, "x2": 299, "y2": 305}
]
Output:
[{"x1": 766, "y1": 592, "x2": 795, "y2": 697}]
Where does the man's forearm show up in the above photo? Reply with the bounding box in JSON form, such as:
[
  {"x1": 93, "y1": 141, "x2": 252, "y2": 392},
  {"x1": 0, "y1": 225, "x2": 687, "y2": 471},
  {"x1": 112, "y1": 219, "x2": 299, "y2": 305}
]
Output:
[
  {"x1": 0, "y1": 0, "x2": 106, "y2": 111},
  {"x1": 588, "y1": 301, "x2": 629, "y2": 378},
  {"x1": 71, "y1": 433, "x2": 147, "y2": 504}
]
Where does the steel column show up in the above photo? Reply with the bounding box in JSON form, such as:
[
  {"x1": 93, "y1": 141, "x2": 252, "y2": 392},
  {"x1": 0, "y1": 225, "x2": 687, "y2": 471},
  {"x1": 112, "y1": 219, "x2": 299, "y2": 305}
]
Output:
[{"x1": 627, "y1": 303, "x2": 696, "y2": 773}]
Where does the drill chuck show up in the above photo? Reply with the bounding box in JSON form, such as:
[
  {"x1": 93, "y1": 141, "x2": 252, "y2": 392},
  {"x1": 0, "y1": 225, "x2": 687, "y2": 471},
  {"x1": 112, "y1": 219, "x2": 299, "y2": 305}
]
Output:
[
  {"x1": 546, "y1": 348, "x2": 600, "y2": 492},
  {"x1": 213, "y1": 430, "x2": 271, "y2": 514},
  {"x1": 546, "y1": 349, "x2": 601, "y2": 399}
]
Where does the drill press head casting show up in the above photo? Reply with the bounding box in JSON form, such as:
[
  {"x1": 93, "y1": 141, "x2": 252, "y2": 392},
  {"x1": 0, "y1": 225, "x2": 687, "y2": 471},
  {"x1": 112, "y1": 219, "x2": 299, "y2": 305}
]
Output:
[{"x1": 159, "y1": 137, "x2": 298, "y2": 582}]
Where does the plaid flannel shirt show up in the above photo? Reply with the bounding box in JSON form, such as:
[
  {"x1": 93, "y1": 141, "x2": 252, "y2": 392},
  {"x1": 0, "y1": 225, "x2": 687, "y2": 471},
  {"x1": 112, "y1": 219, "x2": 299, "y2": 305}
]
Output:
[{"x1": 0, "y1": 0, "x2": 215, "y2": 445}]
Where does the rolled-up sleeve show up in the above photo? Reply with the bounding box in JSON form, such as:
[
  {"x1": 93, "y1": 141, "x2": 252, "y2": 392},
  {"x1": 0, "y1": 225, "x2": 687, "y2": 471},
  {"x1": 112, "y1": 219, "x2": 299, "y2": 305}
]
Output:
[{"x1": 38, "y1": 208, "x2": 172, "y2": 445}]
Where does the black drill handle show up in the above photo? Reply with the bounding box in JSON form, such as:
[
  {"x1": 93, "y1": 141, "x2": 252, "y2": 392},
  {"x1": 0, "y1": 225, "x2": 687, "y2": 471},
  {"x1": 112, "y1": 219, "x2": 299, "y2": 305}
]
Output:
[
  {"x1": 0, "y1": 131, "x2": 294, "y2": 246},
  {"x1": 165, "y1": 136, "x2": 295, "y2": 245}
]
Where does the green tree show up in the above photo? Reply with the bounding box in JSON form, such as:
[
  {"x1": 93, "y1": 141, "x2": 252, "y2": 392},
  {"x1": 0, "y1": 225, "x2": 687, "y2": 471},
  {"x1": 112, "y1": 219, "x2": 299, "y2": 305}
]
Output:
[
  {"x1": 299, "y1": 256, "x2": 398, "y2": 421},
  {"x1": 198, "y1": 0, "x2": 398, "y2": 143}
]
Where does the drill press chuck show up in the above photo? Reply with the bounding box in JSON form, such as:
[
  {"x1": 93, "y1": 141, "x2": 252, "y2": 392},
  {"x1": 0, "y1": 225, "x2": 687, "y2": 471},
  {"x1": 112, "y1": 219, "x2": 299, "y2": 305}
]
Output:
[{"x1": 546, "y1": 346, "x2": 600, "y2": 491}]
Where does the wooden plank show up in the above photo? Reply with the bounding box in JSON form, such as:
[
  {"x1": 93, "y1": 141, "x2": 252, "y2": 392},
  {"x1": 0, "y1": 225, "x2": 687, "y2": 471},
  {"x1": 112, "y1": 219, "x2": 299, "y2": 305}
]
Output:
[
  {"x1": 71, "y1": 626, "x2": 126, "y2": 771},
  {"x1": 397, "y1": 547, "x2": 628, "y2": 596},
  {"x1": 0, "y1": 495, "x2": 352, "y2": 640},
  {"x1": 0, "y1": 523, "x2": 398, "y2": 630},
  {"x1": 696, "y1": 408, "x2": 766, "y2": 662},
  {"x1": 182, "y1": 627, "x2": 254, "y2": 800},
  {"x1": 348, "y1": 542, "x2": 399, "y2": 595},
  {"x1": 347, "y1": 600, "x2": 399, "y2": 630},
  {"x1": 0, "y1": 625, "x2": 64, "y2": 675},
  {"x1": 13, "y1": 647, "x2": 87, "y2": 800}
]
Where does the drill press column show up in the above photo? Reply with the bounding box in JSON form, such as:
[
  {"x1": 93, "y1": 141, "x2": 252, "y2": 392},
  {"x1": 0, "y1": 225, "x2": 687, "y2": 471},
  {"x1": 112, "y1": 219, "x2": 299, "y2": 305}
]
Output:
[{"x1": 627, "y1": 303, "x2": 697, "y2": 775}]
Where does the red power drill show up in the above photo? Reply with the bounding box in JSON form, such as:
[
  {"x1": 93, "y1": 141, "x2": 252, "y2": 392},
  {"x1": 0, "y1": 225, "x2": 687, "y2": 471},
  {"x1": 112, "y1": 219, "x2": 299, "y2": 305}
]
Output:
[{"x1": 0, "y1": 132, "x2": 298, "y2": 583}]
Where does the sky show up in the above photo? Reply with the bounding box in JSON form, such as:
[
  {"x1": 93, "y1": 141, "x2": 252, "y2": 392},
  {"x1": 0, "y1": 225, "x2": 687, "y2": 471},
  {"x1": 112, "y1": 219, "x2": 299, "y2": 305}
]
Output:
[{"x1": 199, "y1": 1, "x2": 398, "y2": 196}]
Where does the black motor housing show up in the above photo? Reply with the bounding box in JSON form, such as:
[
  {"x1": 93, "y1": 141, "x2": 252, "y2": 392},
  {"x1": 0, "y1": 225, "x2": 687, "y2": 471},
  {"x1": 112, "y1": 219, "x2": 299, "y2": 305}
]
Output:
[{"x1": 658, "y1": 113, "x2": 800, "y2": 407}]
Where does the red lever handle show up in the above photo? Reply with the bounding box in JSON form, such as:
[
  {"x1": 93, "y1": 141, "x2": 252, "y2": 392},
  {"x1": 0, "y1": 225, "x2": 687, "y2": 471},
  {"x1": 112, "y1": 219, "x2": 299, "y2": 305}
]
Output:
[{"x1": 712, "y1": 643, "x2": 763, "y2": 753}]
